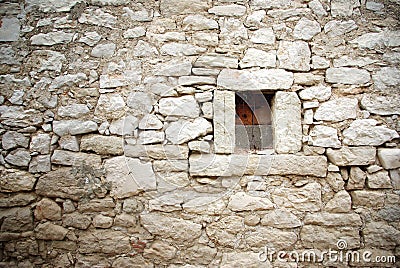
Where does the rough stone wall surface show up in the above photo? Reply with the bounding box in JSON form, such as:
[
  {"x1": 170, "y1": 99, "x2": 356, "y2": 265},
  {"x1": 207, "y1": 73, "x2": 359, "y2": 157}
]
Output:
[{"x1": 0, "y1": 0, "x2": 399, "y2": 267}]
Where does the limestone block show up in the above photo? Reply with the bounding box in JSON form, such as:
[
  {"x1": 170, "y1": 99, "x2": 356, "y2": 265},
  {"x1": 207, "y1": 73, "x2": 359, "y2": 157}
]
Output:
[
  {"x1": 0, "y1": 193, "x2": 36, "y2": 208},
  {"x1": 92, "y1": 215, "x2": 113, "y2": 229},
  {"x1": 304, "y1": 212, "x2": 362, "y2": 227},
  {"x1": 78, "y1": 8, "x2": 116, "y2": 28},
  {"x1": 53, "y1": 120, "x2": 98, "y2": 136},
  {"x1": 363, "y1": 222, "x2": 400, "y2": 249},
  {"x1": 228, "y1": 192, "x2": 274, "y2": 211},
  {"x1": 314, "y1": 97, "x2": 358, "y2": 122},
  {"x1": 294, "y1": 73, "x2": 324, "y2": 86},
  {"x1": 62, "y1": 212, "x2": 92, "y2": 230},
  {"x1": 331, "y1": 0, "x2": 360, "y2": 17},
  {"x1": 260, "y1": 209, "x2": 301, "y2": 228},
  {"x1": 0, "y1": 168, "x2": 37, "y2": 192},
  {"x1": 366, "y1": 170, "x2": 392, "y2": 189},
  {"x1": 350, "y1": 30, "x2": 400, "y2": 49},
  {"x1": 299, "y1": 85, "x2": 331, "y2": 101},
  {"x1": 159, "y1": 95, "x2": 200, "y2": 118},
  {"x1": 141, "y1": 213, "x2": 202, "y2": 242},
  {"x1": 126, "y1": 92, "x2": 153, "y2": 116},
  {"x1": 91, "y1": 43, "x2": 116, "y2": 58},
  {"x1": 79, "y1": 32, "x2": 102, "y2": 46},
  {"x1": 326, "y1": 67, "x2": 370, "y2": 85},
  {"x1": 350, "y1": 190, "x2": 385, "y2": 208},
  {"x1": 309, "y1": 0, "x2": 328, "y2": 17},
  {"x1": 143, "y1": 241, "x2": 177, "y2": 262},
  {"x1": 153, "y1": 160, "x2": 188, "y2": 172},
  {"x1": 327, "y1": 147, "x2": 376, "y2": 166},
  {"x1": 91, "y1": 0, "x2": 129, "y2": 6},
  {"x1": 324, "y1": 20, "x2": 358, "y2": 37},
  {"x1": 378, "y1": 148, "x2": 400, "y2": 169},
  {"x1": 124, "y1": 145, "x2": 189, "y2": 159},
  {"x1": 81, "y1": 135, "x2": 123, "y2": 155},
  {"x1": 250, "y1": 28, "x2": 275, "y2": 44},
  {"x1": 30, "y1": 31, "x2": 74, "y2": 46},
  {"x1": 214, "y1": 90, "x2": 235, "y2": 154},
  {"x1": 361, "y1": 93, "x2": 400, "y2": 115},
  {"x1": 373, "y1": 67, "x2": 400, "y2": 90},
  {"x1": 51, "y1": 150, "x2": 102, "y2": 167},
  {"x1": 343, "y1": 119, "x2": 399, "y2": 146},
  {"x1": 277, "y1": 41, "x2": 311, "y2": 71},
  {"x1": 194, "y1": 54, "x2": 238, "y2": 69},
  {"x1": 209, "y1": 4, "x2": 246, "y2": 16},
  {"x1": 26, "y1": 0, "x2": 79, "y2": 12},
  {"x1": 123, "y1": 27, "x2": 146, "y2": 39},
  {"x1": 245, "y1": 226, "x2": 298, "y2": 250},
  {"x1": 94, "y1": 93, "x2": 126, "y2": 119},
  {"x1": 293, "y1": 17, "x2": 321, "y2": 40},
  {"x1": 309, "y1": 125, "x2": 341, "y2": 148},
  {"x1": 30, "y1": 50, "x2": 66, "y2": 72},
  {"x1": 139, "y1": 114, "x2": 163, "y2": 130},
  {"x1": 182, "y1": 15, "x2": 218, "y2": 31},
  {"x1": 5, "y1": 149, "x2": 31, "y2": 167},
  {"x1": 30, "y1": 133, "x2": 51, "y2": 154},
  {"x1": 1, "y1": 106, "x2": 43, "y2": 128},
  {"x1": 78, "y1": 198, "x2": 115, "y2": 213},
  {"x1": 178, "y1": 76, "x2": 216, "y2": 86},
  {"x1": 2, "y1": 131, "x2": 30, "y2": 150},
  {"x1": 218, "y1": 18, "x2": 248, "y2": 45},
  {"x1": 160, "y1": 0, "x2": 209, "y2": 15},
  {"x1": 346, "y1": 167, "x2": 366, "y2": 190},
  {"x1": 245, "y1": 10, "x2": 266, "y2": 28},
  {"x1": 239, "y1": 48, "x2": 276, "y2": 68},
  {"x1": 50, "y1": 73, "x2": 87, "y2": 90},
  {"x1": 333, "y1": 56, "x2": 377, "y2": 67},
  {"x1": 0, "y1": 207, "x2": 33, "y2": 232},
  {"x1": 301, "y1": 225, "x2": 360, "y2": 249},
  {"x1": 138, "y1": 131, "x2": 165, "y2": 145},
  {"x1": 206, "y1": 216, "x2": 244, "y2": 248},
  {"x1": 160, "y1": 43, "x2": 206, "y2": 56},
  {"x1": 35, "y1": 222, "x2": 68, "y2": 240},
  {"x1": 154, "y1": 60, "x2": 192, "y2": 76},
  {"x1": 78, "y1": 230, "x2": 131, "y2": 254},
  {"x1": 324, "y1": 190, "x2": 352, "y2": 213},
  {"x1": 188, "y1": 140, "x2": 210, "y2": 153},
  {"x1": 58, "y1": 104, "x2": 90, "y2": 118},
  {"x1": 273, "y1": 92, "x2": 302, "y2": 154},
  {"x1": 217, "y1": 69, "x2": 293, "y2": 90},
  {"x1": 165, "y1": 118, "x2": 212, "y2": 144}
]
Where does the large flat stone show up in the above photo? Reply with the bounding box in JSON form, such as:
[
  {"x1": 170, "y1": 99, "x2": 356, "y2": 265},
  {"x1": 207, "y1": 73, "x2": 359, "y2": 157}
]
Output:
[
  {"x1": 124, "y1": 145, "x2": 189, "y2": 159},
  {"x1": 314, "y1": 97, "x2": 358, "y2": 122},
  {"x1": 378, "y1": 148, "x2": 400, "y2": 169},
  {"x1": 160, "y1": 0, "x2": 209, "y2": 15},
  {"x1": 326, "y1": 147, "x2": 376, "y2": 166},
  {"x1": 326, "y1": 67, "x2": 370, "y2": 85},
  {"x1": 361, "y1": 93, "x2": 400, "y2": 115},
  {"x1": 51, "y1": 150, "x2": 102, "y2": 167},
  {"x1": 189, "y1": 154, "x2": 327, "y2": 177},
  {"x1": 214, "y1": 90, "x2": 235, "y2": 154},
  {"x1": 165, "y1": 118, "x2": 212, "y2": 144},
  {"x1": 80, "y1": 135, "x2": 123, "y2": 155},
  {"x1": 158, "y1": 95, "x2": 200, "y2": 118},
  {"x1": 53, "y1": 120, "x2": 98, "y2": 136},
  {"x1": 277, "y1": 41, "x2": 311, "y2": 71},
  {"x1": 0, "y1": 168, "x2": 37, "y2": 193},
  {"x1": 217, "y1": 69, "x2": 293, "y2": 90}
]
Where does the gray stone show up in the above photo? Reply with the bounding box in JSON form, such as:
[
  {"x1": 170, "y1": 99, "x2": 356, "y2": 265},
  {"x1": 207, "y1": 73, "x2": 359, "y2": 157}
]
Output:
[
  {"x1": 378, "y1": 148, "x2": 400, "y2": 169},
  {"x1": 214, "y1": 90, "x2": 235, "y2": 154},
  {"x1": 123, "y1": 7, "x2": 153, "y2": 22},
  {"x1": 326, "y1": 147, "x2": 376, "y2": 166},
  {"x1": 239, "y1": 48, "x2": 276, "y2": 68},
  {"x1": 299, "y1": 85, "x2": 331, "y2": 101},
  {"x1": 30, "y1": 133, "x2": 51, "y2": 154},
  {"x1": 217, "y1": 69, "x2": 293, "y2": 90},
  {"x1": 79, "y1": 32, "x2": 102, "y2": 46},
  {"x1": 100, "y1": 60, "x2": 142, "y2": 89},
  {"x1": 109, "y1": 115, "x2": 139, "y2": 135},
  {"x1": 49, "y1": 73, "x2": 87, "y2": 90},
  {"x1": 267, "y1": 8, "x2": 312, "y2": 19},
  {"x1": 31, "y1": 31, "x2": 74, "y2": 46},
  {"x1": 138, "y1": 131, "x2": 165, "y2": 145},
  {"x1": 277, "y1": 41, "x2": 311, "y2": 71},
  {"x1": 182, "y1": 15, "x2": 218, "y2": 31},
  {"x1": 273, "y1": 92, "x2": 302, "y2": 154},
  {"x1": 104, "y1": 156, "x2": 156, "y2": 198},
  {"x1": 261, "y1": 209, "x2": 301, "y2": 228},
  {"x1": 326, "y1": 67, "x2": 370, "y2": 85},
  {"x1": 59, "y1": 136, "x2": 79, "y2": 151},
  {"x1": 123, "y1": 27, "x2": 146, "y2": 39},
  {"x1": 78, "y1": 8, "x2": 117, "y2": 28},
  {"x1": 309, "y1": 125, "x2": 341, "y2": 148},
  {"x1": 58, "y1": 104, "x2": 90, "y2": 118},
  {"x1": 53, "y1": 120, "x2": 98, "y2": 136},
  {"x1": 91, "y1": 0, "x2": 129, "y2": 5},
  {"x1": 160, "y1": 0, "x2": 209, "y2": 15},
  {"x1": 29, "y1": 155, "x2": 51, "y2": 173},
  {"x1": 165, "y1": 118, "x2": 212, "y2": 144},
  {"x1": 51, "y1": 150, "x2": 102, "y2": 167},
  {"x1": 343, "y1": 119, "x2": 399, "y2": 146},
  {"x1": 293, "y1": 17, "x2": 321, "y2": 40},
  {"x1": 63, "y1": 212, "x2": 92, "y2": 230},
  {"x1": 314, "y1": 97, "x2": 358, "y2": 122},
  {"x1": 373, "y1": 67, "x2": 400, "y2": 90},
  {"x1": 0, "y1": 17, "x2": 20, "y2": 42},
  {"x1": 208, "y1": 4, "x2": 246, "y2": 16},
  {"x1": 160, "y1": 43, "x2": 206, "y2": 56},
  {"x1": 5, "y1": 149, "x2": 31, "y2": 167},
  {"x1": 126, "y1": 92, "x2": 153, "y2": 116},
  {"x1": 30, "y1": 50, "x2": 66, "y2": 72},
  {"x1": 377, "y1": 206, "x2": 400, "y2": 222},
  {"x1": 0, "y1": 168, "x2": 36, "y2": 192},
  {"x1": 331, "y1": 0, "x2": 360, "y2": 17},
  {"x1": 154, "y1": 60, "x2": 192, "y2": 76},
  {"x1": 309, "y1": 0, "x2": 328, "y2": 17},
  {"x1": 34, "y1": 198, "x2": 61, "y2": 221},
  {"x1": 95, "y1": 93, "x2": 126, "y2": 119},
  {"x1": 218, "y1": 17, "x2": 248, "y2": 45},
  {"x1": 35, "y1": 222, "x2": 68, "y2": 240},
  {"x1": 141, "y1": 213, "x2": 202, "y2": 242},
  {"x1": 81, "y1": 135, "x2": 123, "y2": 155},
  {"x1": 133, "y1": 40, "x2": 158, "y2": 57},
  {"x1": 26, "y1": 0, "x2": 79, "y2": 12},
  {"x1": 250, "y1": 27, "x2": 275, "y2": 44},
  {"x1": 250, "y1": 0, "x2": 291, "y2": 9},
  {"x1": 91, "y1": 43, "x2": 116, "y2": 58},
  {"x1": 228, "y1": 192, "x2": 273, "y2": 211},
  {"x1": 194, "y1": 54, "x2": 238, "y2": 69},
  {"x1": 0, "y1": 193, "x2": 36, "y2": 208},
  {"x1": 367, "y1": 170, "x2": 392, "y2": 189},
  {"x1": 0, "y1": 45, "x2": 19, "y2": 65},
  {"x1": 0, "y1": 106, "x2": 43, "y2": 128},
  {"x1": 178, "y1": 76, "x2": 216, "y2": 86},
  {"x1": 0, "y1": 207, "x2": 33, "y2": 232},
  {"x1": 139, "y1": 114, "x2": 163, "y2": 130},
  {"x1": 2, "y1": 131, "x2": 30, "y2": 150},
  {"x1": 325, "y1": 190, "x2": 352, "y2": 213},
  {"x1": 159, "y1": 95, "x2": 200, "y2": 118},
  {"x1": 361, "y1": 93, "x2": 400, "y2": 115}
]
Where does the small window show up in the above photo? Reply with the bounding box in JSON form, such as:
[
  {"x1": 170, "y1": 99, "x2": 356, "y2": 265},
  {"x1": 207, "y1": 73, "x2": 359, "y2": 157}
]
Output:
[{"x1": 235, "y1": 92, "x2": 273, "y2": 152}]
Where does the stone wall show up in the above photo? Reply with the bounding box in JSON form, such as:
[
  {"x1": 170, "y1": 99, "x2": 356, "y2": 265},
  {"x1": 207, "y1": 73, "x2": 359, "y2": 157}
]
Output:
[{"x1": 0, "y1": 0, "x2": 400, "y2": 267}]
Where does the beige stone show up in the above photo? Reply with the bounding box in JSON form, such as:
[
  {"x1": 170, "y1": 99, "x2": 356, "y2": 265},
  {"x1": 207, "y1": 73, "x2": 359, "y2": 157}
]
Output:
[
  {"x1": 351, "y1": 190, "x2": 385, "y2": 208},
  {"x1": 228, "y1": 192, "x2": 274, "y2": 211},
  {"x1": 35, "y1": 222, "x2": 68, "y2": 240},
  {"x1": 261, "y1": 209, "x2": 301, "y2": 228},
  {"x1": 34, "y1": 198, "x2": 62, "y2": 221},
  {"x1": 326, "y1": 147, "x2": 376, "y2": 166},
  {"x1": 80, "y1": 134, "x2": 123, "y2": 155},
  {"x1": 324, "y1": 190, "x2": 352, "y2": 213}
]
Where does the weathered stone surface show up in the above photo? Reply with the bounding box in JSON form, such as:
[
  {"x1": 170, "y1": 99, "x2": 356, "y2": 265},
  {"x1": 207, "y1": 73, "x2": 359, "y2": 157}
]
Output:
[
  {"x1": 104, "y1": 156, "x2": 156, "y2": 198},
  {"x1": 2, "y1": 131, "x2": 30, "y2": 150},
  {"x1": 154, "y1": 60, "x2": 192, "y2": 76},
  {"x1": 194, "y1": 54, "x2": 238, "y2": 69},
  {"x1": 0, "y1": 17, "x2": 20, "y2": 42},
  {"x1": 0, "y1": 168, "x2": 36, "y2": 193},
  {"x1": 273, "y1": 92, "x2": 302, "y2": 154},
  {"x1": 363, "y1": 222, "x2": 400, "y2": 249},
  {"x1": 138, "y1": 131, "x2": 165, "y2": 145},
  {"x1": 159, "y1": 96, "x2": 200, "y2": 118},
  {"x1": 343, "y1": 119, "x2": 399, "y2": 146},
  {"x1": 100, "y1": 60, "x2": 142, "y2": 89},
  {"x1": 78, "y1": 230, "x2": 131, "y2": 254},
  {"x1": 250, "y1": 28, "x2": 275, "y2": 44},
  {"x1": 268, "y1": 8, "x2": 311, "y2": 19},
  {"x1": 189, "y1": 154, "x2": 327, "y2": 177},
  {"x1": 123, "y1": 27, "x2": 146, "y2": 39},
  {"x1": 31, "y1": 31, "x2": 74, "y2": 46},
  {"x1": 361, "y1": 93, "x2": 400, "y2": 115},
  {"x1": 50, "y1": 73, "x2": 87, "y2": 90},
  {"x1": 378, "y1": 148, "x2": 400, "y2": 169},
  {"x1": 114, "y1": 213, "x2": 136, "y2": 227},
  {"x1": 81, "y1": 135, "x2": 123, "y2": 155},
  {"x1": 165, "y1": 118, "x2": 212, "y2": 144},
  {"x1": 377, "y1": 206, "x2": 400, "y2": 222},
  {"x1": 299, "y1": 85, "x2": 331, "y2": 101},
  {"x1": 59, "y1": 136, "x2": 79, "y2": 152},
  {"x1": 0, "y1": 207, "x2": 33, "y2": 232},
  {"x1": 53, "y1": 120, "x2": 98, "y2": 136},
  {"x1": 301, "y1": 225, "x2": 360, "y2": 249},
  {"x1": 178, "y1": 76, "x2": 216, "y2": 86},
  {"x1": 124, "y1": 145, "x2": 189, "y2": 159},
  {"x1": 261, "y1": 209, "x2": 301, "y2": 228},
  {"x1": 350, "y1": 30, "x2": 400, "y2": 49},
  {"x1": 160, "y1": 43, "x2": 206, "y2": 56},
  {"x1": 139, "y1": 114, "x2": 163, "y2": 130},
  {"x1": 293, "y1": 17, "x2": 321, "y2": 40},
  {"x1": 351, "y1": 190, "x2": 385, "y2": 207},
  {"x1": 79, "y1": 31, "x2": 102, "y2": 46},
  {"x1": 367, "y1": 170, "x2": 392, "y2": 189},
  {"x1": 93, "y1": 214, "x2": 113, "y2": 229},
  {"x1": 228, "y1": 192, "x2": 273, "y2": 211},
  {"x1": 245, "y1": 10, "x2": 266, "y2": 28},
  {"x1": 182, "y1": 15, "x2": 218, "y2": 31},
  {"x1": 30, "y1": 133, "x2": 51, "y2": 154},
  {"x1": 160, "y1": 0, "x2": 209, "y2": 15},
  {"x1": 220, "y1": 251, "x2": 263, "y2": 267},
  {"x1": 325, "y1": 190, "x2": 352, "y2": 213},
  {"x1": 63, "y1": 212, "x2": 92, "y2": 230},
  {"x1": 134, "y1": 40, "x2": 159, "y2": 57},
  {"x1": 324, "y1": 20, "x2": 358, "y2": 37},
  {"x1": 346, "y1": 167, "x2": 366, "y2": 190},
  {"x1": 126, "y1": 92, "x2": 153, "y2": 116},
  {"x1": 217, "y1": 69, "x2": 293, "y2": 90},
  {"x1": 153, "y1": 160, "x2": 188, "y2": 173},
  {"x1": 331, "y1": 0, "x2": 360, "y2": 17},
  {"x1": 312, "y1": 55, "x2": 330, "y2": 69},
  {"x1": 209, "y1": 4, "x2": 246, "y2": 16},
  {"x1": 277, "y1": 41, "x2": 311, "y2": 71},
  {"x1": 78, "y1": 8, "x2": 117, "y2": 28},
  {"x1": 30, "y1": 50, "x2": 66, "y2": 72},
  {"x1": 327, "y1": 147, "x2": 376, "y2": 166},
  {"x1": 333, "y1": 56, "x2": 377, "y2": 68},
  {"x1": 239, "y1": 48, "x2": 276, "y2": 68},
  {"x1": 314, "y1": 97, "x2": 358, "y2": 122},
  {"x1": 304, "y1": 212, "x2": 362, "y2": 227},
  {"x1": 0, "y1": 106, "x2": 42, "y2": 128},
  {"x1": 58, "y1": 104, "x2": 90, "y2": 118},
  {"x1": 35, "y1": 222, "x2": 68, "y2": 240},
  {"x1": 91, "y1": 43, "x2": 116, "y2": 58},
  {"x1": 245, "y1": 226, "x2": 298, "y2": 250},
  {"x1": 373, "y1": 67, "x2": 400, "y2": 90},
  {"x1": 141, "y1": 213, "x2": 202, "y2": 242},
  {"x1": 5, "y1": 149, "x2": 31, "y2": 167},
  {"x1": 143, "y1": 240, "x2": 177, "y2": 262},
  {"x1": 109, "y1": 115, "x2": 139, "y2": 136},
  {"x1": 188, "y1": 140, "x2": 210, "y2": 153},
  {"x1": 95, "y1": 93, "x2": 126, "y2": 119},
  {"x1": 206, "y1": 215, "x2": 244, "y2": 247},
  {"x1": 91, "y1": 0, "x2": 129, "y2": 5},
  {"x1": 214, "y1": 90, "x2": 235, "y2": 154},
  {"x1": 35, "y1": 168, "x2": 89, "y2": 201},
  {"x1": 51, "y1": 150, "x2": 102, "y2": 167},
  {"x1": 78, "y1": 198, "x2": 115, "y2": 213},
  {"x1": 326, "y1": 67, "x2": 370, "y2": 85},
  {"x1": 0, "y1": 193, "x2": 36, "y2": 208},
  {"x1": 309, "y1": 125, "x2": 341, "y2": 148},
  {"x1": 219, "y1": 17, "x2": 248, "y2": 45},
  {"x1": 26, "y1": 0, "x2": 79, "y2": 12},
  {"x1": 34, "y1": 198, "x2": 61, "y2": 221}
]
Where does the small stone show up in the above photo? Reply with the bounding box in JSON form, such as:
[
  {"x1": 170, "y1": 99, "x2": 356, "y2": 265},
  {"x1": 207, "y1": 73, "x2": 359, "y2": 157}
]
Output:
[
  {"x1": 325, "y1": 190, "x2": 352, "y2": 213},
  {"x1": 367, "y1": 170, "x2": 392, "y2": 189},
  {"x1": 59, "y1": 135, "x2": 79, "y2": 151},
  {"x1": 160, "y1": 43, "x2": 206, "y2": 56},
  {"x1": 159, "y1": 95, "x2": 200, "y2": 118},
  {"x1": 134, "y1": 40, "x2": 158, "y2": 57},
  {"x1": 343, "y1": 119, "x2": 399, "y2": 146},
  {"x1": 331, "y1": 0, "x2": 360, "y2": 17},
  {"x1": 139, "y1": 114, "x2": 163, "y2": 130},
  {"x1": 29, "y1": 155, "x2": 51, "y2": 173},
  {"x1": 35, "y1": 198, "x2": 62, "y2": 221},
  {"x1": 314, "y1": 97, "x2": 358, "y2": 122},
  {"x1": 50, "y1": 73, "x2": 87, "y2": 90},
  {"x1": 326, "y1": 67, "x2": 370, "y2": 85},
  {"x1": 165, "y1": 118, "x2": 212, "y2": 144},
  {"x1": 188, "y1": 140, "x2": 210, "y2": 153},
  {"x1": 367, "y1": 165, "x2": 383, "y2": 173},
  {"x1": 58, "y1": 104, "x2": 90, "y2": 118},
  {"x1": 91, "y1": 43, "x2": 116, "y2": 58},
  {"x1": 78, "y1": 8, "x2": 116, "y2": 28},
  {"x1": 182, "y1": 15, "x2": 218, "y2": 31},
  {"x1": 109, "y1": 115, "x2": 139, "y2": 136},
  {"x1": 63, "y1": 212, "x2": 92, "y2": 230},
  {"x1": 195, "y1": 92, "x2": 213, "y2": 103},
  {"x1": 208, "y1": 4, "x2": 246, "y2": 16},
  {"x1": 304, "y1": 212, "x2": 362, "y2": 227},
  {"x1": 0, "y1": 17, "x2": 20, "y2": 42},
  {"x1": 326, "y1": 147, "x2": 376, "y2": 166},
  {"x1": 78, "y1": 32, "x2": 102, "y2": 46},
  {"x1": 53, "y1": 120, "x2": 98, "y2": 136},
  {"x1": 160, "y1": 0, "x2": 209, "y2": 15},
  {"x1": 178, "y1": 76, "x2": 216, "y2": 86},
  {"x1": 154, "y1": 59, "x2": 192, "y2": 76},
  {"x1": 30, "y1": 133, "x2": 51, "y2": 154},
  {"x1": 138, "y1": 131, "x2": 165, "y2": 145},
  {"x1": 1, "y1": 207, "x2": 33, "y2": 232},
  {"x1": 228, "y1": 192, "x2": 274, "y2": 211},
  {"x1": 261, "y1": 209, "x2": 301, "y2": 228},
  {"x1": 311, "y1": 56, "x2": 330, "y2": 69},
  {"x1": 346, "y1": 167, "x2": 366, "y2": 190},
  {"x1": 366, "y1": 1, "x2": 384, "y2": 12},
  {"x1": 30, "y1": 50, "x2": 66, "y2": 72},
  {"x1": 239, "y1": 48, "x2": 276, "y2": 68},
  {"x1": 80, "y1": 134, "x2": 123, "y2": 155},
  {"x1": 277, "y1": 41, "x2": 311, "y2": 71},
  {"x1": 93, "y1": 215, "x2": 113, "y2": 229},
  {"x1": 324, "y1": 20, "x2": 358, "y2": 37},
  {"x1": 250, "y1": 27, "x2": 275, "y2": 44},
  {"x1": 194, "y1": 54, "x2": 238, "y2": 69},
  {"x1": 5, "y1": 149, "x2": 31, "y2": 167},
  {"x1": 218, "y1": 17, "x2": 248, "y2": 45},
  {"x1": 245, "y1": 10, "x2": 266, "y2": 28},
  {"x1": 309, "y1": 0, "x2": 328, "y2": 17},
  {"x1": 378, "y1": 148, "x2": 400, "y2": 169},
  {"x1": 35, "y1": 222, "x2": 68, "y2": 240},
  {"x1": 309, "y1": 125, "x2": 341, "y2": 148},
  {"x1": 299, "y1": 85, "x2": 331, "y2": 101},
  {"x1": 293, "y1": 17, "x2": 321, "y2": 40},
  {"x1": 114, "y1": 213, "x2": 136, "y2": 227},
  {"x1": 2, "y1": 131, "x2": 30, "y2": 150},
  {"x1": 123, "y1": 7, "x2": 153, "y2": 22},
  {"x1": 30, "y1": 31, "x2": 74, "y2": 46},
  {"x1": 95, "y1": 93, "x2": 126, "y2": 119}
]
